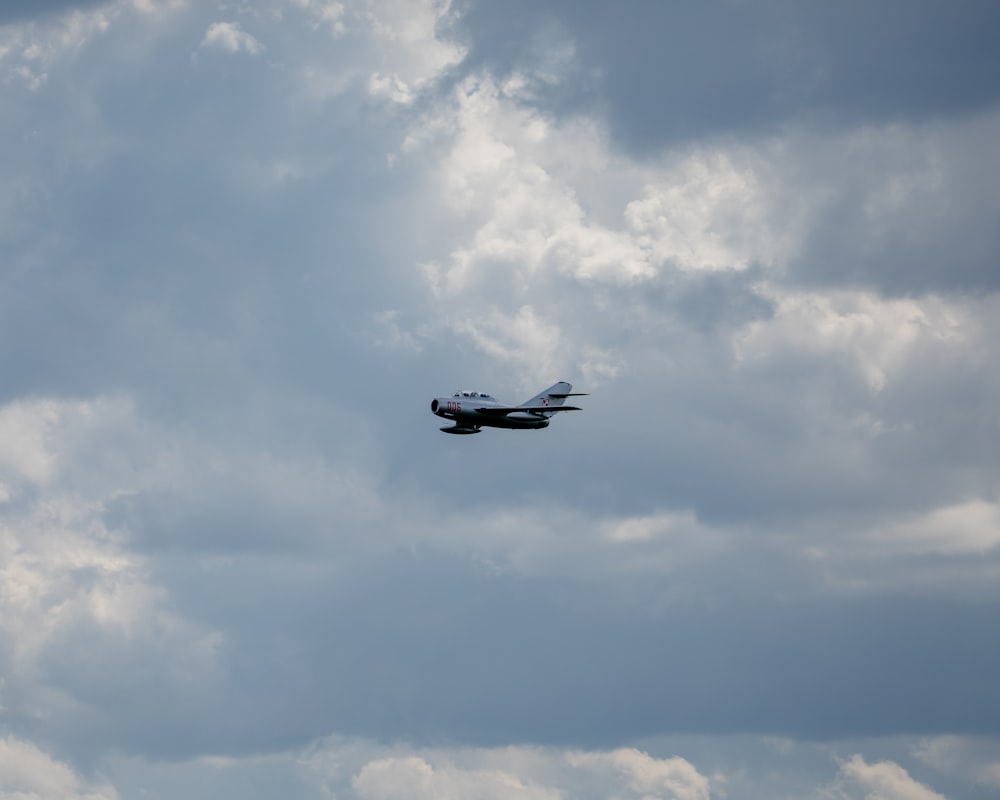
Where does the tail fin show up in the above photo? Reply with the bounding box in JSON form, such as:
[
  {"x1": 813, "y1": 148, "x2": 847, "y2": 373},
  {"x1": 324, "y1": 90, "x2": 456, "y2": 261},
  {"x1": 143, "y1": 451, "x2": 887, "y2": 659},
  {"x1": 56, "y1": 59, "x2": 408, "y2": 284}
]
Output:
[{"x1": 519, "y1": 381, "x2": 587, "y2": 411}]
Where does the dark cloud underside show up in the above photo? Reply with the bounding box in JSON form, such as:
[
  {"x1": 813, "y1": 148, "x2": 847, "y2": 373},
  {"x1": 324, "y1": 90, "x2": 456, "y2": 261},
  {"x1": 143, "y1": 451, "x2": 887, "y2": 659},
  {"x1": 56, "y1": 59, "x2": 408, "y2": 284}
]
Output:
[{"x1": 459, "y1": 0, "x2": 1000, "y2": 149}]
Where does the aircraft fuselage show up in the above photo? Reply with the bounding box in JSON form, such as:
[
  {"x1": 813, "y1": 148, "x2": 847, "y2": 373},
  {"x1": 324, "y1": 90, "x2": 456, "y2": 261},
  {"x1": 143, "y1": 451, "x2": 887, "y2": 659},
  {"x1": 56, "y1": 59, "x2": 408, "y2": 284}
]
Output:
[{"x1": 430, "y1": 394, "x2": 550, "y2": 431}]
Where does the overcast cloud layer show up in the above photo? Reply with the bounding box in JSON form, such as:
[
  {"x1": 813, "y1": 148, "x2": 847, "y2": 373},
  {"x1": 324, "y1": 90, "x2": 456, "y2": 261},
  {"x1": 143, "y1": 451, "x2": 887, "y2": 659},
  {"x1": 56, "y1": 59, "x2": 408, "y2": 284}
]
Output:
[{"x1": 1, "y1": 1, "x2": 999, "y2": 797}]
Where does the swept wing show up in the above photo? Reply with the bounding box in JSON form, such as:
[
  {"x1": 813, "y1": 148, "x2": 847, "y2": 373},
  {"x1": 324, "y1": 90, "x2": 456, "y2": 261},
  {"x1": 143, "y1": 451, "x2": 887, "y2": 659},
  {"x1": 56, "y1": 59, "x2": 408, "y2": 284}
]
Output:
[{"x1": 474, "y1": 405, "x2": 583, "y2": 416}]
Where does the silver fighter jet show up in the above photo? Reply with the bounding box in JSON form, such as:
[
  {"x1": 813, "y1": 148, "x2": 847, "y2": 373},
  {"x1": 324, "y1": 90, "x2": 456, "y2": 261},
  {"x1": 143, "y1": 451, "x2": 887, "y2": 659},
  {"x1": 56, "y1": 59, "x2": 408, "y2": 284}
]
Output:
[{"x1": 430, "y1": 381, "x2": 586, "y2": 434}]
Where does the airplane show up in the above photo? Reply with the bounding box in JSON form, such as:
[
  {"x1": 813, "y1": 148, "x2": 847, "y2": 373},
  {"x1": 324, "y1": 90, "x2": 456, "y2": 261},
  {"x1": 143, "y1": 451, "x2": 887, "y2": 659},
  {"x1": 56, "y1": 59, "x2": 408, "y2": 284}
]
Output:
[{"x1": 430, "y1": 381, "x2": 586, "y2": 434}]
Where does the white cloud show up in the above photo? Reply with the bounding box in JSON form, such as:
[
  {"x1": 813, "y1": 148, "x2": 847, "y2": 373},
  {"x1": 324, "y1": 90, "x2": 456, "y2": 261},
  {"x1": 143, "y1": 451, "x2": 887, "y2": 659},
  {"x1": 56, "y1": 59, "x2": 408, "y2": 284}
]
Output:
[
  {"x1": 399, "y1": 70, "x2": 1000, "y2": 394},
  {"x1": 366, "y1": 309, "x2": 425, "y2": 352},
  {"x1": 201, "y1": 21, "x2": 263, "y2": 55},
  {"x1": 290, "y1": 0, "x2": 347, "y2": 35},
  {"x1": 0, "y1": 397, "x2": 67, "y2": 485},
  {"x1": 412, "y1": 74, "x2": 652, "y2": 295},
  {"x1": 129, "y1": 0, "x2": 189, "y2": 14},
  {"x1": 0, "y1": 396, "x2": 223, "y2": 738},
  {"x1": 623, "y1": 152, "x2": 786, "y2": 273},
  {"x1": 0, "y1": 0, "x2": 191, "y2": 90},
  {"x1": 791, "y1": 498, "x2": 1000, "y2": 583},
  {"x1": 300, "y1": 740, "x2": 717, "y2": 800},
  {"x1": 873, "y1": 499, "x2": 1000, "y2": 555},
  {"x1": 452, "y1": 304, "x2": 564, "y2": 385},
  {"x1": 569, "y1": 748, "x2": 712, "y2": 800},
  {"x1": 287, "y1": 0, "x2": 465, "y2": 103},
  {"x1": 374, "y1": 500, "x2": 730, "y2": 584},
  {"x1": 55, "y1": 735, "x2": 1000, "y2": 799},
  {"x1": 830, "y1": 754, "x2": 946, "y2": 800},
  {"x1": 363, "y1": 0, "x2": 467, "y2": 104},
  {"x1": 913, "y1": 736, "x2": 1000, "y2": 791},
  {"x1": 352, "y1": 756, "x2": 562, "y2": 800},
  {"x1": 733, "y1": 289, "x2": 966, "y2": 392},
  {"x1": 0, "y1": 5, "x2": 112, "y2": 89},
  {"x1": 0, "y1": 736, "x2": 118, "y2": 800},
  {"x1": 605, "y1": 511, "x2": 704, "y2": 544},
  {"x1": 0, "y1": 490, "x2": 158, "y2": 662}
]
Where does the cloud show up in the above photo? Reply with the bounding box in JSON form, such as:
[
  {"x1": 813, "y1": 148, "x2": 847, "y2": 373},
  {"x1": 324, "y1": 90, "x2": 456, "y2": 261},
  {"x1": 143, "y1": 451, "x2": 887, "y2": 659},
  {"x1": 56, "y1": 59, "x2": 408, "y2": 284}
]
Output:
[
  {"x1": 733, "y1": 289, "x2": 967, "y2": 392},
  {"x1": 622, "y1": 153, "x2": 785, "y2": 273},
  {"x1": 0, "y1": 2, "x2": 111, "y2": 88},
  {"x1": 364, "y1": 0, "x2": 467, "y2": 104},
  {"x1": 352, "y1": 756, "x2": 562, "y2": 800},
  {"x1": 350, "y1": 749, "x2": 712, "y2": 800},
  {"x1": 0, "y1": 397, "x2": 68, "y2": 484},
  {"x1": 457, "y1": 1, "x2": 1000, "y2": 150},
  {"x1": 831, "y1": 755, "x2": 946, "y2": 800},
  {"x1": 0, "y1": 396, "x2": 231, "y2": 759},
  {"x1": 401, "y1": 66, "x2": 1000, "y2": 417},
  {"x1": 80, "y1": 735, "x2": 1000, "y2": 799},
  {"x1": 0, "y1": 736, "x2": 118, "y2": 800},
  {"x1": 913, "y1": 736, "x2": 1000, "y2": 792},
  {"x1": 568, "y1": 748, "x2": 711, "y2": 800},
  {"x1": 302, "y1": 741, "x2": 717, "y2": 800},
  {"x1": 0, "y1": 0, "x2": 999, "y2": 795},
  {"x1": 869, "y1": 500, "x2": 1000, "y2": 556},
  {"x1": 286, "y1": 0, "x2": 466, "y2": 103},
  {"x1": 410, "y1": 73, "x2": 654, "y2": 294},
  {"x1": 8, "y1": 392, "x2": 994, "y2": 759},
  {"x1": 200, "y1": 22, "x2": 263, "y2": 56},
  {"x1": 290, "y1": 0, "x2": 347, "y2": 36}
]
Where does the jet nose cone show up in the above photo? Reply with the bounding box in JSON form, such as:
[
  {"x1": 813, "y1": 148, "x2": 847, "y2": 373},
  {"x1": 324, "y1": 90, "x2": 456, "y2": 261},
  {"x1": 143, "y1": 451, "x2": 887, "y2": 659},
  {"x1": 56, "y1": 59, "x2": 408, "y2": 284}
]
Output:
[{"x1": 431, "y1": 398, "x2": 440, "y2": 414}]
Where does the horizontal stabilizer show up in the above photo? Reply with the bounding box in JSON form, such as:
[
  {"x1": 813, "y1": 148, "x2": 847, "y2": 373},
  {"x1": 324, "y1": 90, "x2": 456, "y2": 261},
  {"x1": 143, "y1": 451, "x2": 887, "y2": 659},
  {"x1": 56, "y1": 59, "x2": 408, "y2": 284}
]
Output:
[{"x1": 548, "y1": 392, "x2": 589, "y2": 398}]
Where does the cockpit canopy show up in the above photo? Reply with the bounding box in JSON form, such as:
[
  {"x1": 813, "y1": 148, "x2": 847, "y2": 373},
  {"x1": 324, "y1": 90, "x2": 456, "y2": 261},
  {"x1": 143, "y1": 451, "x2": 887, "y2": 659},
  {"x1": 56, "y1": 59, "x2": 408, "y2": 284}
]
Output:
[{"x1": 453, "y1": 390, "x2": 496, "y2": 402}]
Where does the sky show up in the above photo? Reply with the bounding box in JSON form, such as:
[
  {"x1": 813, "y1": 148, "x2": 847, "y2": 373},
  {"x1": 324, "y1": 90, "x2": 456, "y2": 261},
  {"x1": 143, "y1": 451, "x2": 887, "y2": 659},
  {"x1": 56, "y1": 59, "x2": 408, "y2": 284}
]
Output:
[{"x1": 1, "y1": 1, "x2": 999, "y2": 798}]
